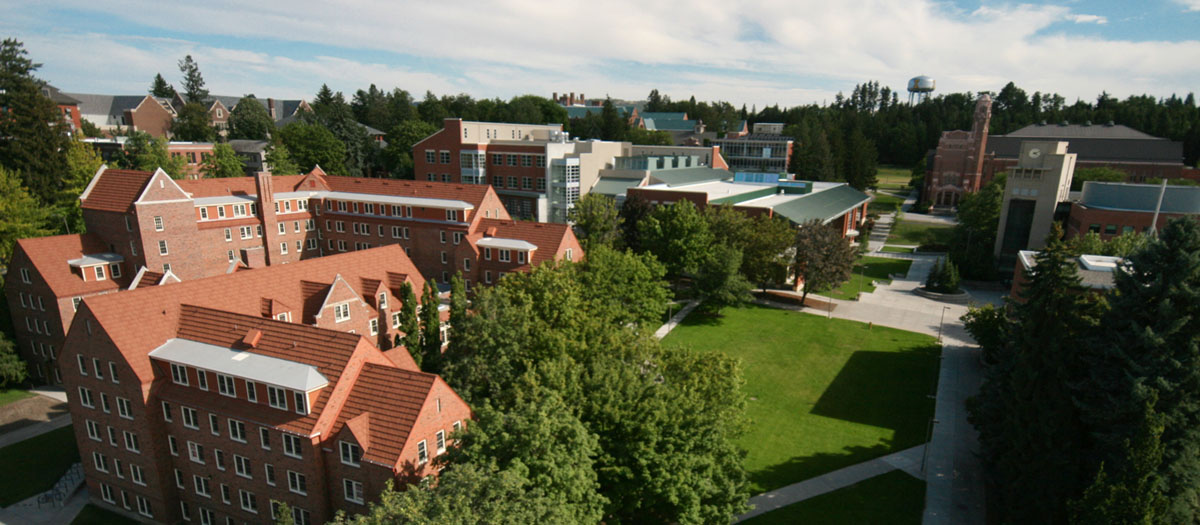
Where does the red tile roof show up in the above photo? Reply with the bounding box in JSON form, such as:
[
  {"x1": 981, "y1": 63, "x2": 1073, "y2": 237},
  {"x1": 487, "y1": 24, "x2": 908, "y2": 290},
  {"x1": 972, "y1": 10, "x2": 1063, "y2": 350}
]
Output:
[
  {"x1": 80, "y1": 168, "x2": 153, "y2": 213},
  {"x1": 14, "y1": 234, "x2": 122, "y2": 298},
  {"x1": 79, "y1": 245, "x2": 425, "y2": 382},
  {"x1": 475, "y1": 218, "x2": 577, "y2": 268},
  {"x1": 176, "y1": 175, "x2": 308, "y2": 198},
  {"x1": 324, "y1": 177, "x2": 492, "y2": 209},
  {"x1": 333, "y1": 363, "x2": 435, "y2": 465}
]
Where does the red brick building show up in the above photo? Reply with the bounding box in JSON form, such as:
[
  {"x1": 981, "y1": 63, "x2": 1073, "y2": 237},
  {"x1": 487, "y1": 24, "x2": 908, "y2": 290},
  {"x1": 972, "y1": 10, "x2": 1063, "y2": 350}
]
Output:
[
  {"x1": 413, "y1": 118, "x2": 628, "y2": 222},
  {"x1": 1065, "y1": 181, "x2": 1200, "y2": 240},
  {"x1": 7, "y1": 167, "x2": 579, "y2": 385},
  {"x1": 42, "y1": 84, "x2": 83, "y2": 135},
  {"x1": 61, "y1": 246, "x2": 470, "y2": 524},
  {"x1": 926, "y1": 94, "x2": 1193, "y2": 207}
]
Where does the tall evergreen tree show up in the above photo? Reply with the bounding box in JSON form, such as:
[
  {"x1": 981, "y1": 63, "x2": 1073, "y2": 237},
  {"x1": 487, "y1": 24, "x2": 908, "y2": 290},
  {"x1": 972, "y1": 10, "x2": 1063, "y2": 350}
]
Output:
[
  {"x1": 1074, "y1": 218, "x2": 1200, "y2": 522},
  {"x1": 0, "y1": 39, "x2": 69, "y2": 203},
  {"x1": 177, "y1": 55, "x2": 208, "y2": 103},
  {"x1": 419, "y1": 281, "x2": 442, "y2": 374},
  {"x1": 149, "y1": 73, "x2": 177, "y2": 98},
  {"x1": 969, "y1": 225, "x2": 1105, "y2": 523},
  {"x1": 448, "y1": 272, "x2": 468, "y2": 351},
  {"x1": 398, "y1": 282, "x2": 421, "y2": 367}
]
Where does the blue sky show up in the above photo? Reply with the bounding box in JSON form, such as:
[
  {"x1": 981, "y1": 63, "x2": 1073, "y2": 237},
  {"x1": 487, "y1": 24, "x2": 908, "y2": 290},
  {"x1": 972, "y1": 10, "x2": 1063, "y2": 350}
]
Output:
[{"x1": 3, "y1": 1, "x2": 1198, "y2": 107}]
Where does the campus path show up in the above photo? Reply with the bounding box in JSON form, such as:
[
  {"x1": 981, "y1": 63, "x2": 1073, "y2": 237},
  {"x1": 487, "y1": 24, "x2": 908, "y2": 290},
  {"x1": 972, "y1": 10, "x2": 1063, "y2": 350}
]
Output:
[
  {"x1": 734, "y1": 445, "x2": 925, "y2": 522},
  {"x1": 654, "y1": 300, "x2": 699, "y2": 339},
  {"x1": 741, "y1": 254, "x2": 994, "y2": 523}
]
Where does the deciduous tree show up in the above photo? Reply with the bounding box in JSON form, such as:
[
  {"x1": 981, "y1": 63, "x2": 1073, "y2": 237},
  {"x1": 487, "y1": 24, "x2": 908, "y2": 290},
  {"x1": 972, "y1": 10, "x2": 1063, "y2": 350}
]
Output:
[
  {"x1": 694, "y1": 244, "x2": 753, "y2": 313},
  {"x1": 419, "y1": 281, "x2": 442, "y2": 374},
  {"x1": 264, "y1": 141, "x2": 301, "y2": 175},
  {"x1": 201, "y1": 143, "x2": 245, "y2": 178},
  {"x1": 228, "y1": 95, "x2": 274, "y2": 141},
  {"x1": 172, "y1": 102, "x2": 216, "y2": 142},
  {"x1": 57, "y1": 137, "x2": 104, "y2": 233},
  {"x1": 567, "y1": 193, "x2": 622, "y2": 250},
  {"x1": 637, "y1": 199, "x2": 713, "y2": 279},
  {"x1": 277, "y1": 122, "x2": 347, "y2": 175},
  {"x1": 793, "y1": 219, "x2": 855, "y2": 304},
  {"x1": 116, "y1": 131, "x2": 185, "y2": 178},
  {"x1": 573, "y1": 244, "x2": 669, "y2": 331},
  {"x1": 0, "y1": 332, "x2": 27, "y2": 388},
  {"x1": 0, "y1": 166, "x2": 52, "y2": 272}
]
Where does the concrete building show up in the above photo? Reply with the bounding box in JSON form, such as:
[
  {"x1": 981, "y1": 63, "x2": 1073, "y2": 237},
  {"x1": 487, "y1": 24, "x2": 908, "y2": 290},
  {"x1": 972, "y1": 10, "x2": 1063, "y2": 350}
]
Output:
[
  {"x1": 711, "y1": 129, "x2": 794, "y2": 174},
  {"x1": 59, "y1": 246, "x2": 470, "y2": 524},
  {"x1": 994, "y1": 141, "x2": 1076, "y2": 262},
  {"x1": 1066, "y1": 181, "x2": 1200, "y2": 239},
  {"x1": 412, "y1": 118, "x2": 629, "y2": 222},
  {"x1": 591, "y1": 155, "x2": 733, "y2": 203},
  {"x1": 1010, "y1": 251, "x2": 1122, "y2": 302}
]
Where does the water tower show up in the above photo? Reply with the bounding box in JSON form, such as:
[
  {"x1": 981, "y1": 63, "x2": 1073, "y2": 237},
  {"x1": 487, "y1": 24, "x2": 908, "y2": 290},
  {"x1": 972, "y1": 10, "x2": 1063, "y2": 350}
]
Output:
[{"x1": 908, "y1": 75, "x2": 935, "y2": 104}]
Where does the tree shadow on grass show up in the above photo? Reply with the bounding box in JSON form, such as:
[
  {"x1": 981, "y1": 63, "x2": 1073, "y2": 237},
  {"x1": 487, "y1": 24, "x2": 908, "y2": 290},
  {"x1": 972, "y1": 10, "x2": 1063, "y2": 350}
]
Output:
[{"x1": 749, "y1": 442, "x2": 898, "y2": 494}]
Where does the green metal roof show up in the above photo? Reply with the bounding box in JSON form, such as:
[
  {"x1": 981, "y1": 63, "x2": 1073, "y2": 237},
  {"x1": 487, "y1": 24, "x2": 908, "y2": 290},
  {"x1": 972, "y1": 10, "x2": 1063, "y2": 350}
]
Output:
[
  {"x1": 711, "y1": 186, "x2": 777, "y2": 205},
  {"x1": 640, "y1": 112, "x2": 688, "y2": 120},
  {"x1": 644, "y1": 118, "x2": 697, "y2": 131},
  {"x1": 1080, "y1": 181, "x2": 1200, "y2": 214},
  {"x1": 770, "y1": 185, "x2": 871, "y2": 225},
  {"x1": 566, "y1": 106, "x2": 630, "y2": 119},
  {"x1": 591, "y1": 178, "x2": 642, "y2": 197},
  {"x1": 649, "y1": 167, "x2": 733, "y2": 186}
]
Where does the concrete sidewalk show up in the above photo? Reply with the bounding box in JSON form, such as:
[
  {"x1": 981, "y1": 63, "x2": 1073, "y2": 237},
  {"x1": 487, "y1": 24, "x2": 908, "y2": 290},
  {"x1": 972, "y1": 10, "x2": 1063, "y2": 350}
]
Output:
[
  {"x1": 654, "y1": 300, "x2": 699, "y2": 339},
  {"x1": 735, "y1": 445, "x2": 925, "y2": 522}
]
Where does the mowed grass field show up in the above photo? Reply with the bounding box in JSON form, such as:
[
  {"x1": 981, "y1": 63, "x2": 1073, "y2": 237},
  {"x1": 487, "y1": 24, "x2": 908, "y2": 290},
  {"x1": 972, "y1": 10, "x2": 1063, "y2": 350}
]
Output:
[
  {"x1": 875, "y1": 166, "x2": 912, "y2": 191},
  {"x1": 0, "y1": 425, "x2": 79, "y2": 506},
  {"x1": 887, "y1": 220, "x2": 954, "y2": 250},
  {"x1": 662, "y1": 305, "x2": 940, "y2": 493},
  {"x1": 820, "y1": 256, "x2": 913, "y2": 300}
]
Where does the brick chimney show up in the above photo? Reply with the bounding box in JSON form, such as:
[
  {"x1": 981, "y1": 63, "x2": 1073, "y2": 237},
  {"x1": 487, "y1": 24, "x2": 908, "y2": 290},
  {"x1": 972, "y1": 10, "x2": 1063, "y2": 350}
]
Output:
[
  {"x1": 255, "y1": 171, "x2": 281, "y2": 265},
  {"x1": 579, "y1": 93, "x2": 585, "y2": 105},
  {"x1": 569, "y1": 92, "x2": 575, "y2": 106},
  {"x1": 553, "y1": 92, "x2": 558, "y2": 103},
  {"x1": 267, "y1": 98, "x2": 277, "y2": 120}
]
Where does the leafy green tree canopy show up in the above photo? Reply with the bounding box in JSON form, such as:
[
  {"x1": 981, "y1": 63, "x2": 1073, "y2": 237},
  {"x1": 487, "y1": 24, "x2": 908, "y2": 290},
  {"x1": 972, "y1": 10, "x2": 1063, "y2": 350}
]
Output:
[
  {"x1": 567, "y1": 193, "x2": 622, "y2": 250},
  {"x1": 201, "y1": 143, "x2": 245, "y2": 178},
  {"x1": 277, "y1": 122, "x2": 347, "y2": 175},
  {"x1": 228, "y1": 95, "x2": 274, "y2": 141}
]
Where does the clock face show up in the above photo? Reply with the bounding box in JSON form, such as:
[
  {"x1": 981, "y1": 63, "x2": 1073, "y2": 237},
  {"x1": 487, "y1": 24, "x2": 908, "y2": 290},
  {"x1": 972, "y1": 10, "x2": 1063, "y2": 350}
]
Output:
[{"x1": 1028, "y1": 148, "x2": 1042, "y2": 158}]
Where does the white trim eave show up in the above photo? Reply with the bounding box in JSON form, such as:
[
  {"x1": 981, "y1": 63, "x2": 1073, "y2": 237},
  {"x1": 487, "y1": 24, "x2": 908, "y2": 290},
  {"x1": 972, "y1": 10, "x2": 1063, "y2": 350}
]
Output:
[{"x1": 79, "y1": 164, "x2": 108, "y2": 203}]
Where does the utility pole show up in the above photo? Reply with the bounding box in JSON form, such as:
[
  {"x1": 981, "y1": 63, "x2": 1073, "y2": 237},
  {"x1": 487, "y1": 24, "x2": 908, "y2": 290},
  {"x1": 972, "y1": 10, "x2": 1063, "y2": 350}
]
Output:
[{"x1": 1149, "y1": 177, "x2": 1168, "y2": 237}]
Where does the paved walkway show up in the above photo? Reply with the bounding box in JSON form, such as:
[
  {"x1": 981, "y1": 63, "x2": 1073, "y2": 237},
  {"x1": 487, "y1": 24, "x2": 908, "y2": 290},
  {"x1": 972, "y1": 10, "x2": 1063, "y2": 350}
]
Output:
[
  {"x1": 736, "y1": 445, "x2": 925, "y2": 522},
  {"x1": 654, "y1": 300, "x2": 699, "y2": 339}
]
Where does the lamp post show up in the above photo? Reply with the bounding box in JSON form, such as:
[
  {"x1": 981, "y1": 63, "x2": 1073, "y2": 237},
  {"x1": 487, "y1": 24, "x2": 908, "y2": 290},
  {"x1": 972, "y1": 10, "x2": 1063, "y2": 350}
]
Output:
[{"x1": 937, "y1": 305, "x2": 950, "y2": 342}]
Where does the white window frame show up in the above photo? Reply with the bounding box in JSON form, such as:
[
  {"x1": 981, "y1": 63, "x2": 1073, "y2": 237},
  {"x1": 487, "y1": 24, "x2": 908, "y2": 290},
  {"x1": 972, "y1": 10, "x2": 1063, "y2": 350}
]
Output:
[
  {"x1": 417, "y1": 440, "x2": 428, "y2": 464},
  {"x1": 287, "y1": 470, "x2": 307, "y2": 495},
  {"x1": 234, "y1": 455, "x2": 252, "y2": 479},
  {"x1": 187, "y1": 441, "x2": 205, "y2": 464},
  {"x1": 117, "y1": 397, "x2": 133, "y2": 420},
  {"x1": 171, "y1": 363, "x2": 188, "y2": 385},
  {"x1": 340, "y1": 441, "x2": 362, "y2": 466},
  {"x1": 217, "y1": 374, "x2": 235, "y2": 397},
  {"x1": 283, "y1": 434, "x2": 302, "y2": 459},
  {"x1": 267, "y1": 386, "x2": 287, "y2": 410},
  {"x1": 343, "y1": 479, "x2": 364, "y2": 504},
  {"x1": 229, "y1": 419, "x2": 246, "y2": 443},
  {"x1": 182, "y1": 406, "x2": 199, "y2": 429}
]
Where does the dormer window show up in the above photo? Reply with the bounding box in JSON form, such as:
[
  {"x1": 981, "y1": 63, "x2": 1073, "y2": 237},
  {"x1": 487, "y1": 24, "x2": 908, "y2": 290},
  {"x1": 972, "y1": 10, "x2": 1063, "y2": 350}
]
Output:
[
  {"x1": 378, "y1": 293, "x2": 387, "y2": 309},
  {"x1": 170, "y1": 364, "x2": 188, "y2": 386},
  {"x1": 110, "y1": 263, "x2": 121, "y2": 278},
  {"x1": 334, "y1": 303, "x2": 350, "y2": 323},
  {"x1": 95, "y1": 265, "x2": 106, "y2": 280},
  {"x1": 267, "y1": 386, "x2": 287, "y2": 410},
  {"x1": 517, "y1": 251, "x2": 527, "y2": 264},
  {"x1": 275, "y1": 312, "x2": 290, "y2": 322},
  {"x1": 499, "y1": 250, "x2": 511, "y2": 262},
  {"x1": 446, "y1": 209, "x2": 459, "y2": 222},
  {"x1": 293, "y1": 392, "x2": 309, "y2": 415}
]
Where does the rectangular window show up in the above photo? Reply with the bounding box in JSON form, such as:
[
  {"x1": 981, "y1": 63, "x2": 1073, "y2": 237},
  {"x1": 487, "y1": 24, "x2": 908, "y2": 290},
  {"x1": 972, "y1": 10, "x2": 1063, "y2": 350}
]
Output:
[
  {"x1": 518, "y1": 251, "x2": 527, "y2": 264},
  {"x1": 136, "y1": 495, "x2": 152, "y2": 518},
  {"x1": 194, "y1": 475, "x2": 211, "y2": 497},
  {"x1": 229, "y1": 420, "x2": 246, "y2": 442},
  {"x1": 200, "y1": 207, "x2": 208, "y2": 220},
  {"x1": 182, "y1": 407, "x2": 199, "y2": 429},
  {"x1": 333, "y1": 440, "x2": 362, "y2": 467},
  {"x1": 110, "y1": 263, "x2": 121, "y2": 278},
  {"x1": 169, "y1": 435, "x2": 179, "y2": 455},
  {"x1": 153, "y1": 216, "x2": 164, "y2": 231},
  {"x1": 86, "y1": 419, "x2": 100, "y2": 441},
  {"x1": 417, "y1": 440, "x2": 428, "y2": 464},
  {"x1": 334, "y1": 303, "x2": 350, "y2": 322},
  {"x1": 78, "y1": 355, "x2": 88, "y2": 376},
  {"x1": 131, "y1": 464, "x2": 145, "y2": 485},
  {"x1": 217, "y1": 206, "x2": 226, "y2": 218},
  {"x1": 100, "y1": 392, "x2": 110, "y2": 413},
  {"x1": 246, "y1": 380, "x2": 258, "y2": 402},
  {"x1": 240, "y1": 226, "x2": 252, "y2": 239},
  {"x1": 109, "y1": 362, "x2": 119, "y2": 383},
  {"x1": 196, "y1": 369, "x2": 208, "y2": 391},
  {"x1": 158, "y1": 240, "x2": 168, "y2": 255},
  {"x1": 268, "y1": 386, "x2": 287, "y2": 410},
  {"x1": 214, "y1": 449, "x2": 225, "y2": 471},
  {"x1": 265, "y1": 463, "x2": 276, "y2": 485},
  {"x1": 288, "y1": 471, "x2": 307, "y2": 495},
  {"x1": 188, "y1": 441, "x2": 205, "y2": 464},
  {"x1": 217, "y1": 374, "x2": 235, "y2": 396},
  {"x1": 453, "y1": 232, "x2": 463, "y2": 244},
  {"x1": 500, "y1": 250, "x2": 511, "y2": 262},
  {"x1": 278, "y1": 222, "x2": 286, "y2": 235},
  {"x1": 344, "y1": 479, "x2": 364, "y2": 504},
  {"x1": 100, "y1": 483, "x2": 114, "y2": 503},
  {"x1": 436, "y1": 430, "x2": 446, "y2": 454},
  {"x1": 117, "y1": 397, "x2": 133, "y2": 419},
  {"x1": 294, "y1": 391, "x2": 309, "y2": 415},
  {"x1": 220, "y1": 484, "x2": 231, "y2": 504},
  {"x1": 464, "y1": 258, "x2": 471, "y2": 271},
  {"x1": 93, "y1": 451, "x2": 108, "y2": 472},
  {"x1": 239, "y1": 490, "x2": 257, "y2": 514},
  {"x1": 234, "y1": 455, "x2": 251, "y2": 478},
  {"x1": 209, "y1": 413, "x2": 220, "y2": 435},
  {"x1": 425, "y1": 150, "x2": 436, "y2": 163},
  {"x1": 507, "y1": 154, "x2": 517, "y2": 166},
  {"x1": 369, "y1": 318, "x2": 378, "y2": 336},
  {"x1": 440, "y1": 151, "x2": 450, "y2": 164},
  {"x1": 95, "y1": 265, "x2": 106, "y2": 280},
  {"x1": 280, "y1": 242, "x2": 288, "y2": 255},
  {"x1": 162, "y1": 401, "x2": 172, "y2": 422},
  {"x1": 123, "y1": 431, "x2": 140, "y2": 453},
  {"x1": 283, "y1": 434, "x2": 302, "y2": 459},
  {"x1": 392, "y1": 311, "x2": 401, "y2": 328}
]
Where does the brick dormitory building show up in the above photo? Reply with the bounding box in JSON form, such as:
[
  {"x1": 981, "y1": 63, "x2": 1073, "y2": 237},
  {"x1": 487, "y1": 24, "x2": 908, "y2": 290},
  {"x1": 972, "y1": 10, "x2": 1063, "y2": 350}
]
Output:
[
  {"x1": 60, "y1": 246, "x2": 471, "y2": 524},
  {"x1": 6, "y1": 166, "x2": 581, "y2": 387},
  {"x1": 3, "y1": 165, "x2": 589, "y2": 522}
]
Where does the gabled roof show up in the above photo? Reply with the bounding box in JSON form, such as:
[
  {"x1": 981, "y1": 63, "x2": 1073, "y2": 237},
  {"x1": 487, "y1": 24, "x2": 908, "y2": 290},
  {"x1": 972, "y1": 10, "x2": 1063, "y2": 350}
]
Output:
[
  {"x1": 80, "y1": 167, "x2": 154, "y2": 213},
  {"x1": 77, "y1": 245, "x2": 425, "y2": 382},
  {"x1": 1004, "y1": 123, "x2": 1160, "y2": 140},
  {"x1": 41, "y1": 84, "x2": 80, "y2": 105},
  {"x1": 476, "y1": 219, "x2": 575, "y2": 268},
  {"x1": 760, "y1": 184, "x2": 871, "y2": 225},
  {"x1": 323, "y1": 178, "x2": 493, "y2": 210},
  {"x1": 13, "y1": 234, "x2": 122, "y2": 298},
  {"x1": 333, "y1": 363, "x2": 436, "y2": 465},
  {"x1": 176, "y1": 175, "x2": 309, "y2": 198}
]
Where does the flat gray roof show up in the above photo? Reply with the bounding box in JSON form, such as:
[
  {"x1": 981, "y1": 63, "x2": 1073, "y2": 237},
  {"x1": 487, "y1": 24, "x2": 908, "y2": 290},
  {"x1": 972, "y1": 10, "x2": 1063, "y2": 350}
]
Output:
[
  {"x1": 149, "y1": 338, "x2": 329, "y2": 392},
  {"x1": 476, "y1": 237, "x2": 537, "y2": 251},
  {"x1": 67, "y1": 253, "x2": 124, "y2": 267}
]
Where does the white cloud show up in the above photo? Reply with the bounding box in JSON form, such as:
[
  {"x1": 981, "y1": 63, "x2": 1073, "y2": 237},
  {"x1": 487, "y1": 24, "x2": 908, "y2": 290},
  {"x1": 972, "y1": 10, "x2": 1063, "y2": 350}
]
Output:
[
  {"x1": 1173, "y1": 0, "x2": 1200, "y2": 12},
  {"x1": 3, "y1": 1, "x2": 1198, "y2": 107},
  {"x1": 1068, "y1": 14, "x2": 1108, "y2": 24}
]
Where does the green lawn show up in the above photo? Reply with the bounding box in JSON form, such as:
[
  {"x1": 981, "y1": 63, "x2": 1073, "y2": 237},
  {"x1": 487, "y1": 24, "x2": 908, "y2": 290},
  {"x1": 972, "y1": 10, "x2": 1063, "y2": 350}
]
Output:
[
  {"x1": 71, "y1": 504, "x2": 139, "y2": 525},
  {"x1": 0, "y1": 389, "x2": 33, "y2": 408},
  {"x1": 881, "y1": 245, "x2": 915, "y2": 254},
  {"x1": 0, "y1": 425, "x2": 80, "y2": 507},
  {"x1": 875, "y1": 166, "x2": 912, "y2": 190},
  {"x1": 662, "y1": 305, "x2": 940, "y2": 493},
  {"x1": 887, "y1": 220, "x2": 954, "y2": 250},
  {"x1": 868, "y1": 191, "x2": 906, "y2": 214},
  {"x1": 820, "y1": 256, "x2": 913, "y2": 300},
  {"x1": 741, "y1": 470, "x2": 926, "y2": 525}
]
